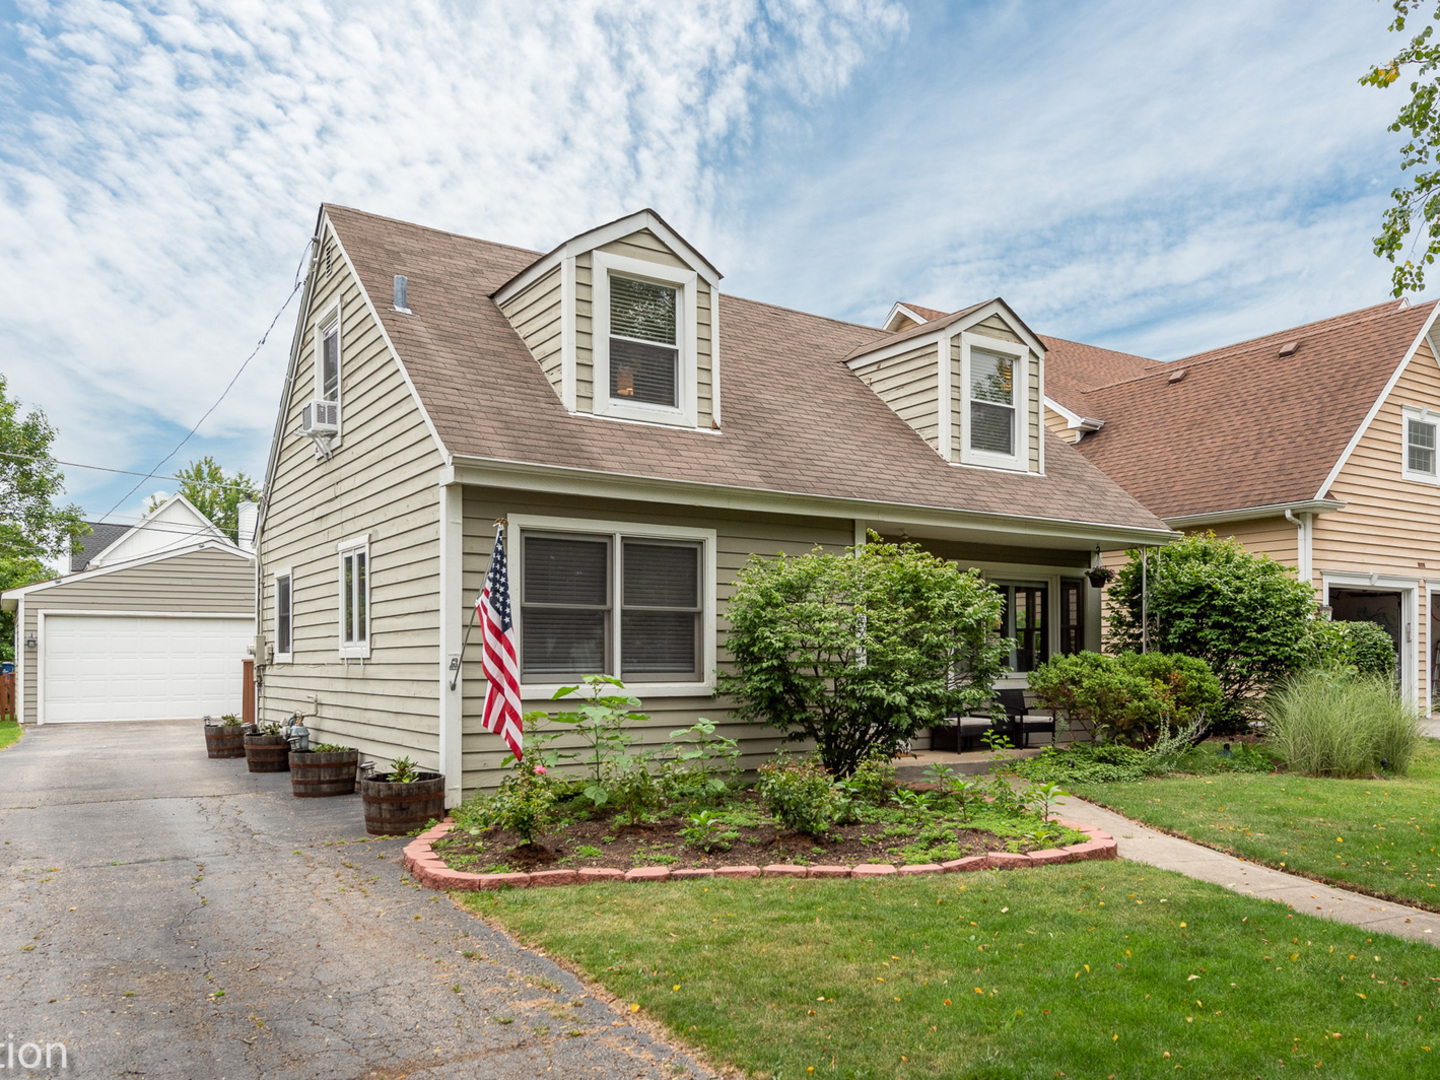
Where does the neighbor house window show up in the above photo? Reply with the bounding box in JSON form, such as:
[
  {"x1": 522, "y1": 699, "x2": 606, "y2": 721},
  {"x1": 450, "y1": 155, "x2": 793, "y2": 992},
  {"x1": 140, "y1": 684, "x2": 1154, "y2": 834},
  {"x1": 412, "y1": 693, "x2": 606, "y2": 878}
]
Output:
[
  {"x1": 609, "y1": 276, "x2": 678, "y2": 408},
  {"x1": 337, "y1": 536, "x2": 369, "y2": 659},
  {"x1": 958, "y1": 332, "x2": 1030, "y2": 470},
  {"x1": 997, "y1": 583, "x2": 1048, "y2": 672},
  {"x1": 515, "y1": 520, "x2": 713, "y2": 691},
  {"x1": 1404, "y1": 407, "x2": 1438, "y2": 481},
  {"x1": 275, "y1": 572, "x2": 293, "y2": 661}
]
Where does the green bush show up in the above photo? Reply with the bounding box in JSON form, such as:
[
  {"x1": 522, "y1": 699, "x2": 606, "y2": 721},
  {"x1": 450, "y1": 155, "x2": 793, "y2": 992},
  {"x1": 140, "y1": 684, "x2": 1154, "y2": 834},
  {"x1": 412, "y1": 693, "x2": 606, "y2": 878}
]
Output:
[
  {"x1": 1107, "y1": 534, "x2": 1317, "y2": 734},
  {"x1": 840, "y1": 752, "x2": 899, "y2": 806},
  {"x1": 756, "y1": 755, "x2": 844, "y2": 837},
  {"x1": 1264, "y1": 671, "x2": 1422, "y2": 777},
  {"x1": 1303, "y1": 618, "x2": 1398, "y2": 680},
  {"x1": 1027, "y1": 650, "x2": 1222, "y2": 747},
  {"x1": 722, "y1": 537, "x2": 1010, "y2": 777},
  {"x1": 462, "y1": 765, "x2": 558, "y2": 845},
  {"x1": 1014, "y1": 742, "x2": 1152, "y2": 784}
]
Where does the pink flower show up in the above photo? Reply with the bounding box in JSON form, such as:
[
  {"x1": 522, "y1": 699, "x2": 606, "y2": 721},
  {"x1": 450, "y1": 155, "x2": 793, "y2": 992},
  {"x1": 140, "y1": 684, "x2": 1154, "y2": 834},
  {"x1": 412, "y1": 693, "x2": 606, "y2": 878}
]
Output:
[{"x1": 533, "y1": 765, "x2": 547, "y2": 775}]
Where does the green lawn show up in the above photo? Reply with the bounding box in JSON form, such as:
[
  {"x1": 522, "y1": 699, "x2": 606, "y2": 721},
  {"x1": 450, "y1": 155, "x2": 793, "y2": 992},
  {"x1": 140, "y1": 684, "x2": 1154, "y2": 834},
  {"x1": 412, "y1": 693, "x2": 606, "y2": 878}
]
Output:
[
  {"x1": 467, "y1": 862, "x2": 1440, "y2": 1079},
  {"x1": 1066, "y1": 741, "x2": 1440, "y2": 909},
  {"x1": 0, "y1": 719, "x2": 20, "y2": 752}
]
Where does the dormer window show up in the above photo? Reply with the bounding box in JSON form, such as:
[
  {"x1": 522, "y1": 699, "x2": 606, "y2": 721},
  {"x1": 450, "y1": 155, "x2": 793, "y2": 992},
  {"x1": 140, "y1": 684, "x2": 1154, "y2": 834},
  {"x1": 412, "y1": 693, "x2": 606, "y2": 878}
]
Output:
[
  {"x1": 609, "y1": 276, "x2": 678, "y2": 408},
  {"x1": 957, "y1": 331, "x2": 1030, "y2": 471},
  {"x1": 970, "y1": 348, "x2": 1017, "y2": 456}
]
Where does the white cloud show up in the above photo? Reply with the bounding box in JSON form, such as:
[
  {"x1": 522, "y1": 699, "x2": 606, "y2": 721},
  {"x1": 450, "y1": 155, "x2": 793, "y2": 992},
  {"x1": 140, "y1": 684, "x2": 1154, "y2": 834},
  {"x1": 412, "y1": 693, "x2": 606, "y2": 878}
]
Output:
[{"x1": 0, "y1": 0, "x2": 908, "y2": 512}]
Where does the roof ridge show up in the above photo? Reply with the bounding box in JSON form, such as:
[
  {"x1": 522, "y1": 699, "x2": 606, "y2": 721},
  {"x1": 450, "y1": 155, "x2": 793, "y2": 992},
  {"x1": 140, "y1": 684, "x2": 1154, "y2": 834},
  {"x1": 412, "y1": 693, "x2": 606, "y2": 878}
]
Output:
[{"x1": 322, "y1": 203, "x2": 544, "y2": 259}]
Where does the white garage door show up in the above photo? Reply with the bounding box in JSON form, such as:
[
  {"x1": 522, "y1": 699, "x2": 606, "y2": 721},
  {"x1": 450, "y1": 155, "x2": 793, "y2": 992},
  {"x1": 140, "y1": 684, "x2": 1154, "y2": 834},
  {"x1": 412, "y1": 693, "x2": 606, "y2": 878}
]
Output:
[{"x1": 42, "y1": 615, "x2": 252, "y2": 724}]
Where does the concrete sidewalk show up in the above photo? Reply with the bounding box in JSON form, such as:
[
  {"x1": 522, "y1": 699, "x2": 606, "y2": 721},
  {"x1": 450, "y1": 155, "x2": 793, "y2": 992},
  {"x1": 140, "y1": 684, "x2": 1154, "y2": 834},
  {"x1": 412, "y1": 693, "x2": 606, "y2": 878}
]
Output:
[{"x1": 1055, "y1": 791, "x2": 1440, "y2": 947}]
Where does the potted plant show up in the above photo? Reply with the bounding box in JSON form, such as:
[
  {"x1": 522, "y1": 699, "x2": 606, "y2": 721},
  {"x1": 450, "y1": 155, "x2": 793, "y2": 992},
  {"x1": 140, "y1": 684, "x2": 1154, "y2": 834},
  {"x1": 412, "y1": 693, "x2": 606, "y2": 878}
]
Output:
[
  {"x1": 360, "y1": 755, "x2": 445, "y2": 835},
  {"x1": 204, "y1": 714, "x2": 246, "y2": 759},
  {"x1": 243, "y1": 722, "x2": 291, "y2": 773},
  {"x1": 289, "y1": 742, "x2": 361, "y2": 798},
  {"x1": 1085, "y1": 566, "x2": 1115, "y2": 588}
]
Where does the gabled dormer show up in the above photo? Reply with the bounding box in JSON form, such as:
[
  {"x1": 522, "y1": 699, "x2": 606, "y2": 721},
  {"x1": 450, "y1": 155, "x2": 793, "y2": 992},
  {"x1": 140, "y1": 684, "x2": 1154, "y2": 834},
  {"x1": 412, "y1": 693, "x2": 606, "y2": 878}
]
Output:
[
  {"x1": 492, "y1": 210, "x2": 722, "y2": 430},
  {"x1": 847, "y1": 299, "x2": 1046, "y2": 474}
]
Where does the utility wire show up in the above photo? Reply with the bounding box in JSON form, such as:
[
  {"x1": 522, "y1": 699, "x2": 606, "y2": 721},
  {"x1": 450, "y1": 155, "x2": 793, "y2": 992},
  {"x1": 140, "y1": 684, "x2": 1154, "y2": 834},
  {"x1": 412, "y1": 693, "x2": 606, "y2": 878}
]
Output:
[
  {"x1": 0, "y1": 449, "x2": 263, "y2": 497},
  {"x1": 97, "y1": 240, "x2": 313, "y2": 524}
]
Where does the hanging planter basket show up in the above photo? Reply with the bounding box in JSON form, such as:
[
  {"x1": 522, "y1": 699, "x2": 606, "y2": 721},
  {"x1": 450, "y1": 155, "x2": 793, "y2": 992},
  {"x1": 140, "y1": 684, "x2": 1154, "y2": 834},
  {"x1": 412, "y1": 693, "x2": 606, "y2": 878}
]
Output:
[{"x1": 1085, "y1": 566, "x2": 1116, "y2": 588}]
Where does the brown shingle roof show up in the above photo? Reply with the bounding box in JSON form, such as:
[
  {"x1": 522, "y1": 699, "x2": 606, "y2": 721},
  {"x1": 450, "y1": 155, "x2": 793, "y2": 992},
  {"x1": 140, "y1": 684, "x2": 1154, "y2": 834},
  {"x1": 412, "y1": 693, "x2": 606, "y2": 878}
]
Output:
[
  {"x1": 1041, "y1": 337, "x2": 1162, "y2": 409},
  {"x1": 324, "y1": 205, "x2": 1169, "y2": 533},
  {"x1": 899, "y1": 302, "x2": 949, "y2": 323},
  {"x1": 1067, "y1": 299, "x2": 1436, "y2": 519}
]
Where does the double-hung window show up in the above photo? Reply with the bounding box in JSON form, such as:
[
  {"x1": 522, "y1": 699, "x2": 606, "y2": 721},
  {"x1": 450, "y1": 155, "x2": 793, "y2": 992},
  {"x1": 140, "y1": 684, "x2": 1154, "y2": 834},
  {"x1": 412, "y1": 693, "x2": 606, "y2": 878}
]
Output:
[
  {"x1": 1403, "y1": 407, "x2": 1439, "y2": 482},
  {"x1": 593, "y1": 251, "x2": 699, "y2": 426},
  {"x1": 274, "y1": 571, "x2": 293, "y2": 661},
  {"x1": 337, "y1": 535, "x2": 369, "y2": 659},
  {"x1": 514, "y1": 518, "x2": 714, "y2": 694},
  {"x1": 958, "y1": 332, "x2": 1029, "y2": 470}
]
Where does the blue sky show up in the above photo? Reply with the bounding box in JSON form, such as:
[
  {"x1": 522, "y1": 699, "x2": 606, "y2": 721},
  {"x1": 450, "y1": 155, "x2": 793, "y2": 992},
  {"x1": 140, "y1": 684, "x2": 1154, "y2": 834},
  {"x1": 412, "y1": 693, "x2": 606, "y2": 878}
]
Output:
[{"x1": 0, "y1": 0, "x2": 1415, "y2": 528}]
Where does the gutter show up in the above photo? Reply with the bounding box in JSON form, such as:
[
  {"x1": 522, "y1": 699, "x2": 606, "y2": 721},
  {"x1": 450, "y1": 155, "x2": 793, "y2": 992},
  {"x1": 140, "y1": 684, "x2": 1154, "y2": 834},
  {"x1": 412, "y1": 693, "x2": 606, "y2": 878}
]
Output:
[{"x1": 1163, "y1": 498, "x2": 1345, "y2": 529}]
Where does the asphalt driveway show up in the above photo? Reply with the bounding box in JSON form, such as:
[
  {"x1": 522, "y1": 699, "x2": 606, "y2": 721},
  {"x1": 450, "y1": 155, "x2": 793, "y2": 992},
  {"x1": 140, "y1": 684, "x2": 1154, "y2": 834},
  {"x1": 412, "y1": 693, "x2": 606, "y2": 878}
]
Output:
[{"x1": 0, "y1": 721, "x2": 709, "y2": 1079}]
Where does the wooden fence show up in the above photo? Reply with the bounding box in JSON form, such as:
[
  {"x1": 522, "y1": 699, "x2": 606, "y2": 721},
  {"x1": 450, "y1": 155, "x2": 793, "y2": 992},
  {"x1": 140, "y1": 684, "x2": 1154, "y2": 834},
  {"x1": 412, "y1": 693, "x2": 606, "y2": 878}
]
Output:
[{"x1": 1, "y1": 671, "x2": 14, "y2": 721}]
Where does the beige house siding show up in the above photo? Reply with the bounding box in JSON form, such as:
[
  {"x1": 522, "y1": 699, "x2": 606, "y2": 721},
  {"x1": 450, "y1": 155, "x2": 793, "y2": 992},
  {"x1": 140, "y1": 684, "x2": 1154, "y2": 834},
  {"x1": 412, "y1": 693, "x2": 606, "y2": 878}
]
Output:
[
  {"x1": 497, "y1": 264, "x2": 563, "y2": 399},
  {"x1": 855, "y1": 342, "x2": 941, "y2": 452},
  {"x1": 573, "y1": 228, "x2": 715, "y2": 426},
  {"x1": 15, "y1": 547, "x2": 253, "y2": 725},
  {"x1": 456, "y1": 486, "x2": 852, "y2": 794},
  {"x1": 1043, "y1": 404, "x2": 1080, "y2": 444},
  {"x1": 1183, "y1": 517, "x2": 1300, "y2": 568},
  {"x1": 256, "y1": 217, "x2": 448, "y2": 769},
  {"x1": 1314, "y1": 337, "x2": 1440, "y2": 708}
]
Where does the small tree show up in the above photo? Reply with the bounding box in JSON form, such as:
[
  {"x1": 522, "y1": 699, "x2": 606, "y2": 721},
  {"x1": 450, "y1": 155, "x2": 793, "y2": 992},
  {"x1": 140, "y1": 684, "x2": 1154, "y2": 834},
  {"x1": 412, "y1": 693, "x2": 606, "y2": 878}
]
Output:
[
  {"x1": 721, "y1": 537, "x2": 1010, "y2": 777},
  {"x1": 1108, "y1": 533, "x2": 1316, "y2": 733}
]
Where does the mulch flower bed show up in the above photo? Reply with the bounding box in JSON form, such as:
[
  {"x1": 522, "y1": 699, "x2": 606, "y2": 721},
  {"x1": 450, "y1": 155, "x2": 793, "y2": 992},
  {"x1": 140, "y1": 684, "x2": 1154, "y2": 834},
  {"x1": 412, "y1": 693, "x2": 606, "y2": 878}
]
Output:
[{"x1": 431, "y1": 788, "x2": 1085, "y2": 874}]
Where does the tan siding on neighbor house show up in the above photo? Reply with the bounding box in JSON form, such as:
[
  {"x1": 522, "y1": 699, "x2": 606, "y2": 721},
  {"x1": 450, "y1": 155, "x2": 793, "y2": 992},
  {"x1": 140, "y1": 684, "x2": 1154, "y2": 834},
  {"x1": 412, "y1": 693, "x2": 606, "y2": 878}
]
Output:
[
  {"x1": 855, "y1": 341, "x2": 940, "y2": 452},
  {"x1": 573, "y1": 229, "x2": 715, "y2": 427},
  {"x1": 1044, "y1": 404, "x2": 1079, "y2": 443},
  {"x1": 497, "y1": 264, "x2": 563, "y2": 401},
  {"x1": 455, "y1": 486, "x2": 852, "y2": 794},
  {"x1": 1185, "y1": 517, "x2": 1300, "y2": 568},
  {"x1": 256, "y1": 218, "x2": 447, "y2": 770},
  {"x1": 16, "y1": 547, "x2": 253, "y2": 725}
]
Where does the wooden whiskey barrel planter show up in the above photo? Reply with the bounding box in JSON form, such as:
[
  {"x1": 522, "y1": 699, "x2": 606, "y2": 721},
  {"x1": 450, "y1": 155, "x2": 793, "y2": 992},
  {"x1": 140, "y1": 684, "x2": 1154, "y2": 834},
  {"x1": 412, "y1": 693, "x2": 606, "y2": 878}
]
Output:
[
  {"x1": 204, "y1": 724, "x2": 246, "y2": 759},
  {"x1": 289, "y1": 749, "x2": 360, "y2": 798},
  {"x1": 243, "y1": 734, "x2": 291, "y2": 773},
  {"x1": 360, "y1": 773, "x2": 445, "y2": 835}
]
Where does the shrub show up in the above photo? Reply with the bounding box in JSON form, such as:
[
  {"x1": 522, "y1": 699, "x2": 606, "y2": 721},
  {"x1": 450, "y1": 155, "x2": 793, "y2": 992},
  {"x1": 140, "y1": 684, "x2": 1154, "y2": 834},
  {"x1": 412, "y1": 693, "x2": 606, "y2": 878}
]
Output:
[
  {"x1": 841, "y1": 752, "x2": 899, "y2": 806},
  {"x1": 1107, "y1": 534, "x2": 1317, "y2": 733},
  {"x1": 466, "y1": 765, "x2": 557, "y2": 845},
  {"x1": 1303, "y1": 617, "x2": 1398, "y2": 680},
  {"x1": 722, "y1": 536, "x2": 1010, "y2": 777},
  {"x1": 1027, "y1": 650, "x2": 1222, "y2": 747},
  {"x1": 660, "y1": 718, "x2": 741, "y2": 802},
  {"x1": 1014, "y1": 742, "x2": 1152, "y2": 784},
  {"x1": 1264, "y1": 671, "x2": 1422, "y2": 777},
  {"x1": 756, "y1": 755, "x2": 844, "y2": 836}
]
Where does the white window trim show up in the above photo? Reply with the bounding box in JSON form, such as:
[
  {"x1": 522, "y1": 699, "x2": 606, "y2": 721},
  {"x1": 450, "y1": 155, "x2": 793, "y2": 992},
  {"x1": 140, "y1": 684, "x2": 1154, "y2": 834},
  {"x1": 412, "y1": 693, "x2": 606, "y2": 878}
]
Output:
[
  {"x1": 273, "y1": 567, "x2": 294, "y2": 663},
  {"x1": 1401, "y1": 405, "x2": 1440, "y2": 484},
  {"x1": 957, "y1": 331, "x2": 1030, "y2": 472},
  {"x1": 507, "y1": 514, "x2": 717, "y2": 700},
  {"x1": 336, "y1": 534, "x2": 370, "y2": 660},
  {"x1": 591, "y1": 251, "x2": 700, "y2": 428},
  {"x1": 313, "y1": 301, "x2": 343, "y2": 447}
]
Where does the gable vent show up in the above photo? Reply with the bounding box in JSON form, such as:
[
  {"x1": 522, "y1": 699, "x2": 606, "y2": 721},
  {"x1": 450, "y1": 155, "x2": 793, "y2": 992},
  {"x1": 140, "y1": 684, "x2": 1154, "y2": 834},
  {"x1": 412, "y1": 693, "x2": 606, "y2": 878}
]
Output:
[
  {"x1": 1278, "y1": 339, "x2": 1299, "y2": 357},
  {"x1": 1167, "y1": 368, "x2": 1187, "y2": 384}
]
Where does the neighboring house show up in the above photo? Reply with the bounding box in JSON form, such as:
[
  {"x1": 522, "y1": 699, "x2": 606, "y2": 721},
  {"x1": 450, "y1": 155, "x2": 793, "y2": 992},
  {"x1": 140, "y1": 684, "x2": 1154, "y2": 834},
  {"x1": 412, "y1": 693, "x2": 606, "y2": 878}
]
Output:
[
  {"x1": 1, "y1": 495, "x2": 257, "y2": 724},
  {"x1": 1031, "y1": 299, "x2": 1440, "y2": 710},
  {"x1": 254, "y1": 204, "x2": 1175, "y2": 803}
]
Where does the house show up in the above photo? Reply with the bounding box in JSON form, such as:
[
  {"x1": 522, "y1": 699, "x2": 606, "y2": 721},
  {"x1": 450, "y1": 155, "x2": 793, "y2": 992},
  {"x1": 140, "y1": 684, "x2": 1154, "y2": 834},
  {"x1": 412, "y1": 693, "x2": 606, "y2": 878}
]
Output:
[
  {"x1": 1, "y1": 494, "x2": 257, "y2": 724},
  {"x1": 1023, "y1": 299, "x2": 1440, "y2": 710},
  {"x1": 253, "y1": 205, "x2": 1176, "y2": 803}
]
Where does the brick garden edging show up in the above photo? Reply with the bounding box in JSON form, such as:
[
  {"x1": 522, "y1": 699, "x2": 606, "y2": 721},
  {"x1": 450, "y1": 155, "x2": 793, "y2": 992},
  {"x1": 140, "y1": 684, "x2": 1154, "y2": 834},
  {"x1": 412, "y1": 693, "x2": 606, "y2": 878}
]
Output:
[{"x1": 401, "y1": 817, "x2": 1118, "y2": 891}]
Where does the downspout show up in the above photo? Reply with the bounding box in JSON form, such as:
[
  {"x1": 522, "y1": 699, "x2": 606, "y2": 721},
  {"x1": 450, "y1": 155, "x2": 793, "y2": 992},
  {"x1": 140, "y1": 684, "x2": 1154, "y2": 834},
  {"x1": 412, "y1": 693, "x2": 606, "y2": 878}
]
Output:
[{"x1": 1283, "y1": 508, "x2": 1310, "y2": 586}]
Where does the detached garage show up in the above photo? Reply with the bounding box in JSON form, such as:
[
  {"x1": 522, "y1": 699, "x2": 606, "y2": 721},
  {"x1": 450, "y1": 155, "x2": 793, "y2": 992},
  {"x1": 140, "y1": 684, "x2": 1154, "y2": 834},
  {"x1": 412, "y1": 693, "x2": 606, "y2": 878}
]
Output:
[{"x1": 2, "y1": 496, "x2": 256, "y2": 725}]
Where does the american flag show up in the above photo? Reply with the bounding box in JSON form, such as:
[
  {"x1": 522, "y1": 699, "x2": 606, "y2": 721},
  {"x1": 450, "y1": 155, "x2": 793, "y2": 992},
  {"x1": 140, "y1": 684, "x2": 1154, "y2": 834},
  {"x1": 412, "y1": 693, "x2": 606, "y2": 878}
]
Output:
[{"x1": 478, "y1": 529, "x2": 523, "y2": 760}]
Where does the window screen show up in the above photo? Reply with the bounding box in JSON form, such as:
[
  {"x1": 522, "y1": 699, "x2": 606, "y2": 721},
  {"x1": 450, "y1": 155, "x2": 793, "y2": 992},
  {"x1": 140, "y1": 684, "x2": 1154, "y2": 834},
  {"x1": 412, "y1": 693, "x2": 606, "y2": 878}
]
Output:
[
  {"x1": 610, "y1": 276, "x2": 678, "y2": 408},
  {"x1": 621, "y1": 540, "x2": 701, "y2": 680},
  {"x1": 321, "y1": 323, "x2": 340, "y2": 403},
  {"x1": 521, "y1": 534, "x2": 611, "y2": 678},
  {"x1": 970, "y1": 349, "x2": 1016, "y2": 456},
  {"x1": 1409, "y1": 418, "x2": 1436, "y2": 475},
  {"x1": 276, "y1": 575, "x2": 292, "y2": 655}
]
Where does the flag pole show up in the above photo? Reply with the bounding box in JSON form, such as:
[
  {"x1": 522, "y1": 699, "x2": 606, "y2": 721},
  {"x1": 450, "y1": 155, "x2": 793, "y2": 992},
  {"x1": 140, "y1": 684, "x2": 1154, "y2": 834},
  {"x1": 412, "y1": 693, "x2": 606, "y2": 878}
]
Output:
[{"x1": 450, "y1": 519, "x2": 506, "y2": 691}]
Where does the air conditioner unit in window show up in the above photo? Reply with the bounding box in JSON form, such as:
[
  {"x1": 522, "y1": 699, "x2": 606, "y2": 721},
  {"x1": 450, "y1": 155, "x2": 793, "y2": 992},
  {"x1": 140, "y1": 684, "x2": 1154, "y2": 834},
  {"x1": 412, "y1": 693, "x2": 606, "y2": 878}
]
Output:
[{"x1": 301, "y1": 399, "x2": 340, "y2": 437}]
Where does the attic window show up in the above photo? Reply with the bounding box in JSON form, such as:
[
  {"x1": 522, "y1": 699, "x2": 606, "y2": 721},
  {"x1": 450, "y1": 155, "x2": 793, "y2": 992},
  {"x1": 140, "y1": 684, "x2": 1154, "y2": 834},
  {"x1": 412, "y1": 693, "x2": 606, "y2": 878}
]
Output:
[
  {"x1": 970, "y1": 350, "x2": 1017, "y2": 456},
  {"x1": 609, "y1": 276, "x2": 678, "y2": 408},
  {"x1": 1404, "y1": 407, "x2": 1438, "y2": 482}
]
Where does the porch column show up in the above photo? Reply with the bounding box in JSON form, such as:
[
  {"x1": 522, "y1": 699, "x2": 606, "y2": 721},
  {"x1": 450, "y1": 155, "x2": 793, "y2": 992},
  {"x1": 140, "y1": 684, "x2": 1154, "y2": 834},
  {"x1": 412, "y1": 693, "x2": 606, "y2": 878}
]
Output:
[{"x1": 438, "y1": 480, "x2": 465, "y2": 808}]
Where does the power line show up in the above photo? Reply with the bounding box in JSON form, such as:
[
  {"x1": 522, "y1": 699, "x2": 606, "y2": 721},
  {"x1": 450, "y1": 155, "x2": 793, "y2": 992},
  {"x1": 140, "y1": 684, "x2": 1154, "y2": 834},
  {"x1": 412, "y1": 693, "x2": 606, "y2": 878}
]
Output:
[
  {"x1": 0, "y1": 449, "x2": 263, "y2": 497},
  {"x1": 98, "y1": 239, "x2": 313, "y2": 524}
]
